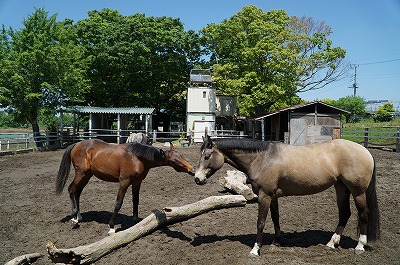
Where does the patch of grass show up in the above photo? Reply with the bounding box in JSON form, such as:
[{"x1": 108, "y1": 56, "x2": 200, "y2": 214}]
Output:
[{"x1": 342, "y1": 117, "x2": 399, "y2": 147}]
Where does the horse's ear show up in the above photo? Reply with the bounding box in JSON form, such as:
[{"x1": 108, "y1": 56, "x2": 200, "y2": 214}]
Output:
[
  {"x1": 169, "y1": 142, "x2": 175, "y2": 151},
  {"x1": 160, "y1": 149, "x2": 166, "y2": 159},
  {"x1": 202, "y1": 135, "x2": 212, "y2": 143}
]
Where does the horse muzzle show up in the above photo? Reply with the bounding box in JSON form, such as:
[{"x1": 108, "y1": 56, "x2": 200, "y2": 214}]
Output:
[{"x1": 195, "y1": 176, "x2": 207, "y2": 185}]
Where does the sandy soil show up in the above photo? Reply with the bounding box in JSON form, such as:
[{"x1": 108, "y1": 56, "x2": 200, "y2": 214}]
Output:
[{"x1": 0, "y1": 144, "x2": 399, "y2": 265}]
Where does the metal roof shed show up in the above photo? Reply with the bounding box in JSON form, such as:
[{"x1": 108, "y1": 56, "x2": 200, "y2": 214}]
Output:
[
  {"x1": 61, "y1": 106, "x2": 155, "y2": 144},
  {"x1": 252, "y1": 101, "x2": 349, "y2": 145}
]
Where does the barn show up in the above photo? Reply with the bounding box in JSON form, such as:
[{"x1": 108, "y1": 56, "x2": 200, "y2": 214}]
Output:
[{"x1": 251, "y1": 101, "x2": 349, "y2": 145}]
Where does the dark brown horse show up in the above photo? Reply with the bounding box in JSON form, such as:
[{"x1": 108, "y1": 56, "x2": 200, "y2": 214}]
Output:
[
  {"x1": 56, "y1": 139, "x2": 194, "y2": 234},
  {"x1": 194, "y1": 136, "x2": 380, "y2": 256}
]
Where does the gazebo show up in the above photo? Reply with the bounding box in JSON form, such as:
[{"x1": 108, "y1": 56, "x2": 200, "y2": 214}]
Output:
[{"x1": 60, "y1": 106, "x2": 155, "y2": 144}]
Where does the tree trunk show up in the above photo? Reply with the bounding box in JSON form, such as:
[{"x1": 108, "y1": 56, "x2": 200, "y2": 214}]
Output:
[
  {"x1": 4, "y1": 253, "x2": 43, "y2": 265},
  {"x1": 219, "y1": 170, "x2": 257, "y2": 201},
  {"x1": 31, "y1": 121, "x2": 43, "y2": 148},
  {"x1": 46, "y1": 195, "x2": 247, "y2": 264}
]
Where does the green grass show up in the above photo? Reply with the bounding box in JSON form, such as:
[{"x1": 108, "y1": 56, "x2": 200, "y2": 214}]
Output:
[{"x1": 342, "y1": 117, "x2": 399, "y2": 147}]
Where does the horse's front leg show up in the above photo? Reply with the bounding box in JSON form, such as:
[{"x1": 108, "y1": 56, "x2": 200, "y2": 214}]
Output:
[
  {"x1": 131, "y1": 181, "x2": 142, "y2": 223},
  {"x1": 108, "y1": 180, "x2": 130, "y2": 235},
  {"x1": 250, "y1": 191, "x2": 271, "y2": 256},
  {"x1": 131, "y1": 171, "x2": 148, "y2": 223}
]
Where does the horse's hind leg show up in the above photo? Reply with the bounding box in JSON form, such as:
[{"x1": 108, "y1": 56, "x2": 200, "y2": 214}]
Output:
[
  {"x1": 68, "y1": 171, "x2": 91, "y2": 225},
  {"x1": 327, "y1": 181, "x2": 351, "y2": 249},
  {"x1": 353, "y1": 192, "x2": 369, "y2": 254},
  {"x1": 270, "y1": 198, "x2": 281, "y2": 246}
]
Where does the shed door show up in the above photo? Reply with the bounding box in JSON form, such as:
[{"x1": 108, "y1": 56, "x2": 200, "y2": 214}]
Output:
[{"x1": 289, "y1": 118, "x2": 307, "y2": 145}]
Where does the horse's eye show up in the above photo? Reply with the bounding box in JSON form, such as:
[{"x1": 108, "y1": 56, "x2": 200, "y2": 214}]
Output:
[{"x1": 203, "y1": 149, "x2": 213, "y2": 160}]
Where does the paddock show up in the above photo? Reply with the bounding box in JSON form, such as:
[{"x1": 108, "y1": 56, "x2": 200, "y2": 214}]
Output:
[{"x1": 0, "y1": 145, "x2": 399, "y2": 264}]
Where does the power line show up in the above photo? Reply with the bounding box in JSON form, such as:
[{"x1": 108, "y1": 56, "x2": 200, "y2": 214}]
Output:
[{"x1": 359, "y1": 58, "x2": 400, "y2": 65}]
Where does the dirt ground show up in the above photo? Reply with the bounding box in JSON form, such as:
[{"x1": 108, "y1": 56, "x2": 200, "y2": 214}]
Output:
[{"x1": 1, "y1": 143, "x2": 399, "y2": 265}]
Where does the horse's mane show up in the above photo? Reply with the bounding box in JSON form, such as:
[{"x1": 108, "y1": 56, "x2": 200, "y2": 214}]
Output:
[
  {"x1": 202, "y1": 137, "x2": 273, "y2": 153},
  {"x1": 127, "y1": 142, "x2": 163, "y2": 162}
]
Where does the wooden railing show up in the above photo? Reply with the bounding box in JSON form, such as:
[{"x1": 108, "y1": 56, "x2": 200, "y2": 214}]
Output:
[{"x1": 342, "y1": 127, "x2": 400, "y2": 152}]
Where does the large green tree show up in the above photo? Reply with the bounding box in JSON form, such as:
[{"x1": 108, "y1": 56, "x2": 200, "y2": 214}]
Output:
[
  {"x1": 0, "y1": 8, "x2": 89, "y2": 146},
  {"x1": 76, "y1": 9, "x2": 201, "y2": 117},
  {"x1": 201, "y1": 5, "x2": 347, "y2": 116}
]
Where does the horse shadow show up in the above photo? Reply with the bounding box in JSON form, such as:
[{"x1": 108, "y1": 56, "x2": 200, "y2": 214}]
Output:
[
  {"x1": 60, "y1": 211, "x2": 136, "y2": 231},
  {"x1": 191, "y1": 230, "x2": 359, "y2": 250}
]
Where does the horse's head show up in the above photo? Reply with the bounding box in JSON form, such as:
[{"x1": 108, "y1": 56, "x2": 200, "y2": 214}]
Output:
[
  {"x1": 162, "y1": 143, "x2": 194, "y2": 175},
  {"x1": 194, "y1": 135, "x2": 225, "y2": 185}
]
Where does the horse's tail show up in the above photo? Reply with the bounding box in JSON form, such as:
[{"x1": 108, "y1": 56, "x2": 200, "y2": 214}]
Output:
[
  {"x1": 55, "y1": 143, "x2": 76, "y2": 195},
  {"x1": 366, "y1": 158, "x2": 380, "y2": 241}
]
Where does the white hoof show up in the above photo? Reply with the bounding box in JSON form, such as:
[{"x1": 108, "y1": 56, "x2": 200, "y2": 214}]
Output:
[
  {"x1": 354, "y1": 246, "x2": 365, "y2": 254},
  {"x1": 249, "y1": 243, "x2": 260, "y2": 256},
  {"x1": 326, "y1": 242, "x2": 336, "y2": 249},
  {"x1": 354, "y1": 234, "x2": 367, "y2": 254},
  {"x1": 108, "y1": 228, "x2": 116, "y2": 236},
  {"x1": 326, "y1": 233, "x2": 340, "y2": 249}
]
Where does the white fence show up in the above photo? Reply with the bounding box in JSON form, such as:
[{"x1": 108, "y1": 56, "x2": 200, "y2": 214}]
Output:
[
  {"x1": 0, "y1": 133, "x2": 32, "y2": 151},
  {"x1": 0, "y1": 128, "x2": 248, "y2": 152}
]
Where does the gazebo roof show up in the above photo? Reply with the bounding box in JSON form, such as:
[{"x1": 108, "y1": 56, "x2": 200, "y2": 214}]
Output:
[{"x1": 63, "y1": 106, "x2": 155, "y2": 115}]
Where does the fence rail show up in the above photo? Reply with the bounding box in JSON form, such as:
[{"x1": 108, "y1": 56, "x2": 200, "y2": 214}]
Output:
[
  {"x1": 2, "y1": 127, "x2": 399, "y2": 153},
  {"x1": 342, "y1": 127, "x2": 400, "y2": 152}
]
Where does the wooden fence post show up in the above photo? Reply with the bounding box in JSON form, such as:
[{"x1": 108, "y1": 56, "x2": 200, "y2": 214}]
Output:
[
  {"x1": 396, "y1": 128, "x2": 400, "y2": 153},
  {"x1": 363, "y1": 128, "x2": 369, "y2": 148}
]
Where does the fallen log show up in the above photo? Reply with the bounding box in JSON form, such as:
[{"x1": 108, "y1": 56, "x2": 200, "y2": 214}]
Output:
[
  {"x1": 47, "y1": 195, "x2": 247, "y2": 264},
  {"x1": 5, "y1": 252, "x2": 42, "y2": 265},
  {"x1": 219, "y1": 170, "x2": 257, "y2": 201}
]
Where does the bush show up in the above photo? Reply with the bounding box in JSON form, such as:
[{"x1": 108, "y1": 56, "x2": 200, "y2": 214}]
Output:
[{"x1": 374, "y1": 102, "x2": 395, "y2": 122}]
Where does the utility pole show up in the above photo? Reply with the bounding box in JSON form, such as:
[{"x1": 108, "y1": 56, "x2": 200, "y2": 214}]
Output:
[{"x1": 349, "y1": 64, "x2": 359, "y2": 96}]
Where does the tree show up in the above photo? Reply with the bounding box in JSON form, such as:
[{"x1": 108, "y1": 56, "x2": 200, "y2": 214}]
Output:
[
  {"x1": 323, "y1": 96, "x2": 366, "y2": 123},
  {"x1": 374, "y1": 102, "x2": 395, "y2": 122},
  {"x1": 76, "y1": 9, "x2": 201, "y2": 117},
  {"x1": 0, "y1": 8, "x2": 89, "y2": 146},
  {"x1": 200, "y1": 5, "x2": 347, "y2": 116}
]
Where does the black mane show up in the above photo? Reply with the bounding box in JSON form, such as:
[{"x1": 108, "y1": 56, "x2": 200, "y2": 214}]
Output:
[
  {"x1": 202, "y1": 137, "x2": 273, "y2": 153},
  {"x1": 127, "y1": 142, "x2": 163, "y2": 162}
]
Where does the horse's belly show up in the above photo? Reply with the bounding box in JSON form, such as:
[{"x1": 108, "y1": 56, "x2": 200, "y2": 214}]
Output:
[
  {"x1": 92, "y1": 171, "x2": 120, "y2": 182},
  {"x1": 277, "y1": 174, "x2": 336, "y2": 196}
]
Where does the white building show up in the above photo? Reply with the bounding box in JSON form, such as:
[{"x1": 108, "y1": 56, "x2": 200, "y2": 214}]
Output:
[{"x1": 186, "y1": 69, "x2": 216, "y2": 143}]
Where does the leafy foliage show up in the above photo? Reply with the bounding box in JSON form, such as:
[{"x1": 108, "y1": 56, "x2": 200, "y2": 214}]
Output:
[
  {"x1": 322, "y1": 96, "x2": 366, "y2": 123},
  {"x1": 200, "y1": 6, "x2": 347, "y2": 116},
  {"x1": 1, "y1": 5, "x2": 350, "y2": 136},
  {"x1": 76, "y1": 9, "x2": 201, "y2": 117},
  {"x1": 374, "y1": 102, "x2": 395, "y2": 122},
  {"x1": 0, "y1": 8, "x2": 89, "y2": 145}
]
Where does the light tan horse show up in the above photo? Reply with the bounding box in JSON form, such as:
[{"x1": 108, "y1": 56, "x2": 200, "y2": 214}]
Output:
[{"x1": 194, "y1": 136, "x2": 380, "y2": 256}]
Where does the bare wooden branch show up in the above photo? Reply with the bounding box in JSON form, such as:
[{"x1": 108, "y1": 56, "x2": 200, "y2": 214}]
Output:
[
  {"x1": 219, "y1": 170, "x2": 257, "y2": 201},
  {"x1": 46, "y1": 195, "x2": 247, "y2": 264},
  {"x1": 5, "y1": 253, "x2": 42, "y2": 265}
]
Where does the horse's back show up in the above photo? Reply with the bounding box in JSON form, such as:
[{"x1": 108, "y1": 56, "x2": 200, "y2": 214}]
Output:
[
  {"x1": 71, "y1": 139, "x2": 129, "y2": 173},
  {"x1": 271, "y1": 139, "x2": 374, "y2": 195}
]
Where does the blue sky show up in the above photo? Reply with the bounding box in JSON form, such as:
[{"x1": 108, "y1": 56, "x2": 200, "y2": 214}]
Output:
[{"x1": 1, "y1": 0, "x2": 399, "y2": 110}]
